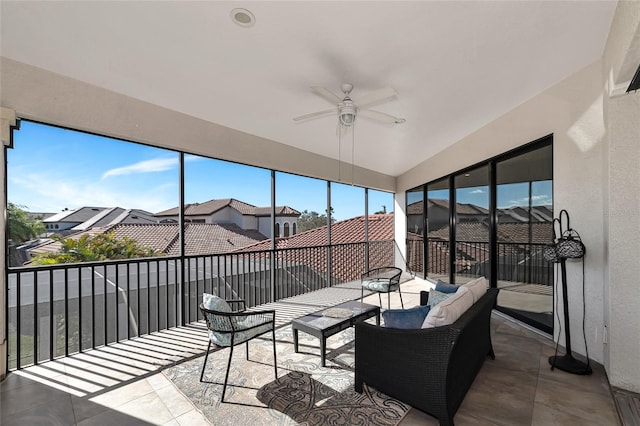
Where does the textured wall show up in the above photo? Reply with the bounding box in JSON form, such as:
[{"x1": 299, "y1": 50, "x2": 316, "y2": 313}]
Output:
[
  {"x1": 397, "y1": 60, "x2": 607, "y2": 365},
  {"x1": 607, "y1": 91, "x2": 640, "y2": 392}
]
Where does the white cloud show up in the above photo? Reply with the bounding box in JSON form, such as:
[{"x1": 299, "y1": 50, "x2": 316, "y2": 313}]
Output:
[
  {"x1": 8, "y1": 171, "x2": 177, "y2": 213},
  {"x1": 102, "y1": 157, "x2": 178, "y2": 179},
  {"x1": 470, "y1": 189, "x2": 485, "y2": 194}
]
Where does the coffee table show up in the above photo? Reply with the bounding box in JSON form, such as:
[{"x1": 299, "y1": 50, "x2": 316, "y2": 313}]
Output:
[{"x1": 291, "y1": 300, "x2": 380, "y2": 366}]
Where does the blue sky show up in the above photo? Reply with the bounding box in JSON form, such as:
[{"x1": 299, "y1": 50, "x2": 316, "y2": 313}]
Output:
[{"x1": 8, "y1": 121, "x2": 393, "y2": 221}]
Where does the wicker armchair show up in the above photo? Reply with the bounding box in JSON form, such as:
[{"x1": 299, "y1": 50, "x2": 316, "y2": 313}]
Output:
[
  {"x1": 199, "y1": 299, "x2": 277, "y2": 401},
  {"x1": 361, "y1": 266, "x2": 404, "y2": 309}
]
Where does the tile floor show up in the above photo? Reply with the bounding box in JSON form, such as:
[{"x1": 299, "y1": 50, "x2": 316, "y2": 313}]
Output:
[{"x1": 0, "y1": 280, "x2": 622, "y2": 425}]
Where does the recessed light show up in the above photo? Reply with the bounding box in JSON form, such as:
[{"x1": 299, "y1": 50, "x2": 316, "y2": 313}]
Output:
[
  {"x1": 231, "y1": 8, "x2": 255, "y2": 28},
  {"x1": 464, "y1": 173, "x2": 471, "y2": 177}
]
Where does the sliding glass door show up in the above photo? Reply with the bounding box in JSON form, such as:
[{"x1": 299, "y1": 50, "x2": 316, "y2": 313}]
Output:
[
  {"x1": 454, "y1": 165, "x2": 490, "y2": 284},
  {"x1": 407, "y1": 135, "x2": 553, "y2": 333},
  {"x1": 406, "y1": 186, "x2": 424, "y2": 276},
  {"x1": 426, "y1": 178, "x2": 450, "y2": 282},
  {"x1": 495, "y1": 144, "x2": 554, "y2": 333}
]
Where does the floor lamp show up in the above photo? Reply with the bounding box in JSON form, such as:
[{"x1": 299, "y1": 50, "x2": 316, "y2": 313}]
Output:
[{"x1": 548, "y1": 257, "x2": 592, "y2": 375}]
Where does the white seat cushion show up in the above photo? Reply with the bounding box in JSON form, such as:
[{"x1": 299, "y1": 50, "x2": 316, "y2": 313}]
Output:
[{"x1": 422, "y1": 285, "x2": 474, "y2": 328}]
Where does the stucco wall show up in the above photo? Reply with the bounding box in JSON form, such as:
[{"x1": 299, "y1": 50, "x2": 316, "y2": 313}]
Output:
[
  {"x1": 606, "y1": 91, "x2": 640, "y2": 393},
  {"x1": 396, "y1": 60, "x2": 608, "y2": 366}
]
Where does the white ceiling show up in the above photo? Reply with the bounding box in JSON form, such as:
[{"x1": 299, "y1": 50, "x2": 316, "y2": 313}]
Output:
[{"x1": 1, "y1": 1, "x2": 618, "y2": 177}]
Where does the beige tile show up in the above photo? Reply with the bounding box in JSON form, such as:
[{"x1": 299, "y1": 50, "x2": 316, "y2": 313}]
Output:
[
  {"x1": 0, "y1": 394, "x2": 75, "y2": 426},
  {"x1": 0, "y1": 379, "x2": 73, "y2": 419},
  {"x1": 175, "y1": 409, "x2": 211, "y2": 426},
  {"x1": 88, "y1": 377, "x2": 155, "y2": 408},
  {"x1": 533, "y1": 374, "x2": 619, "y2": 425},
  {"x1": 155, "y1": 381, "x2": 197, "y2": 418},
  {"x1": 146, "y1": 372, "x2": 173, "y2": 392},
  {"x1": 115, "y1": 391, "x2": 175, "y2": 424},
  {"x1": 71, "y1": 395, "x2": 112, "y2": 423}
]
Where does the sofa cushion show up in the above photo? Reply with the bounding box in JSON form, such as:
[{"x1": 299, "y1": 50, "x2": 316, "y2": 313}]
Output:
[
  {"x1": 427, "y1": 289, "x2": 454, "y2": 307},
  {"x1": 422, "y1": 286, "x2": 474, "y2": 328},
  {"x1": 435, "y1": 280, "x2": 460, "y2": 294},
  {"x1": 382, "y1": 305, "x2": 430, "y2": 329},
  {"x1": 462, "y1": 277, "x2": 488, "y2": 303}
]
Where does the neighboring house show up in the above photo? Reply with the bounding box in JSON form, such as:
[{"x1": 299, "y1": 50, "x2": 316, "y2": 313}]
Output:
[
  {"x1": 26, "y1": 222, "x2": 268, "y2": 261},
  {"x1": 235, "y1": 214, "x2": 395, "y2": 283},
  {"x1": 155, "y1": 198, "x2": 300, "y2": 239},
  {"x1": 42, "y1": 206, "x2": 158, "y2": 235}
]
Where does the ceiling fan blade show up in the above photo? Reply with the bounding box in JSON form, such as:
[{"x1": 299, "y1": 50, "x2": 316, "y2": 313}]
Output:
[
  {"x1": 293, "y1": 108, "x2": 336, "y2": 122},
  {"x1": 311, "y1": 86, "x2": 342, "y2": 104},
  {"x1": 356, "y1": 87, "x2": 398, "y2": 108},
  {"x1": 359, "y1": 108, "x2": 406, "y2": 124}
]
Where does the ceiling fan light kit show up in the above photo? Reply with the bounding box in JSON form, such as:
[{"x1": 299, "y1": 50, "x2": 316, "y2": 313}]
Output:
[{"x1": 293, "y1": 83, "x2": 405, "y2": 128}]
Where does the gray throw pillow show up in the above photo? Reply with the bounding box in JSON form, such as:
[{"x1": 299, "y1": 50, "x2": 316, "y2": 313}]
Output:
[{"x1": 427, "y1": 289, "x2": 454, "y2": 307}]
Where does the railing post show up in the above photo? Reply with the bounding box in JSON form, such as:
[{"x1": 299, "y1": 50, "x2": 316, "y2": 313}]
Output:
[
  {"x1": 326, "y1": 181, "x2": 332, "y2": 287},
  {"x1": 270, "y1": 170, "x2": 276, "y2": 303}
]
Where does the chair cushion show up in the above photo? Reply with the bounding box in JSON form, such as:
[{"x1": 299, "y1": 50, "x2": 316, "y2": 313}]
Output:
[
  {"x1": 427, "y1": 289, "x2": 454, "y2": 307},
  {"x1": 203, "y1": 293, "x2": 231, "y2": 312},
  {"x1": 422, "y1": 286, "x2": 474, "y2": 328},
  {"x1": 382, "y1": 305, "x2": 430, "y2": 329},
  {"x1": 209, "y1": 318, "x2": 273, "y2": 347},
  {"x1": 462, "y1": 276, "x2": 488, "y2": 303},
  {"x1": 435, "y1": 280, "x2": 459, "y2": 294},
  {"x1": 362, "y1": 279, "x2": 398, "y2": 292}
]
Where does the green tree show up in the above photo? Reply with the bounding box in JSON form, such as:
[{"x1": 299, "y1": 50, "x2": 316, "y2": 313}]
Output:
[
  {"x1": 31, "y1": 231, "x2": 161, "y2": 265},
  {"x1": 374, "y1": 205, "x2": 387, "y2": 214},
  {"x1": 296, "y1": 209, "x2": 336, "y2": 233},
  {"x1": 7, "y1": 202, "x2": 46, "y2": 244}
]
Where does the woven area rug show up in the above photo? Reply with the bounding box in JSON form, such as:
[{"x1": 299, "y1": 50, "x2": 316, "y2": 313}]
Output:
[{"x1": 163, "y1": 324, "x2": 409, "y2": 425}]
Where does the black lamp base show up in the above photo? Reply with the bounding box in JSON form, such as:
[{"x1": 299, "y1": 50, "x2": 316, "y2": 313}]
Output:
[{"x1": 549, "y1": 354, "x2": 592, "y2": 375}]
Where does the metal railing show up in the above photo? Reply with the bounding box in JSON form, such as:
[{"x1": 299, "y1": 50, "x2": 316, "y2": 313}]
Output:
[
  {"x1": 6, "y1": 240, "x2": 395, "y2": 370},
  {"x1": 406, "y1": 238, "x2": 553, "y2": 285}
]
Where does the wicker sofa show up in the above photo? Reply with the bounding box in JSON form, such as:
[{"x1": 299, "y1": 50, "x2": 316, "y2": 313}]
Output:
[{"x1": 354, "y1": 287, "x2": 499, "y2": 426}]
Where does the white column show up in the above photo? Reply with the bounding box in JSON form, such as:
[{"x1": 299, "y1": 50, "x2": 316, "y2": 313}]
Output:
[{"x1": 0, "y1": 107, "x2": 17, "y2": 380}]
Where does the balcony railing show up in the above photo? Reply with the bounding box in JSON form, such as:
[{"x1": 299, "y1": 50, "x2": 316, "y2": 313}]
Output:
[
  {"x1": 406, "y1": 238, "x2": 553, "y2": 286},
  {"x1": 6, "y1": 240, "x2": 395, "y2": 370}
]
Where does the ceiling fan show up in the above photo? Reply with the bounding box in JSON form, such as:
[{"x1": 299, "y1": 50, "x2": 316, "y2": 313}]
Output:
[{"x1": 293, "y1": 83, "x2": 406, "y2": 127}]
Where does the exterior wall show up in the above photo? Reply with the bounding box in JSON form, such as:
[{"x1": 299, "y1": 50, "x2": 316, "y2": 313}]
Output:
[
  {"x1": 606, "y1": 91, "x2": 640, "y2": 393},
  {"x1": 240, "y1": 214, "x2": 257, "y2": 230},
  {"x1": 258, "y1": 216, "x2": 272, "y2": 238},
  {"x1": 602, "y1": 0, "x2": 640, "y2": 394},
  {"x1": 397, "y1": 60, "x2": 608, "y2": 367}
]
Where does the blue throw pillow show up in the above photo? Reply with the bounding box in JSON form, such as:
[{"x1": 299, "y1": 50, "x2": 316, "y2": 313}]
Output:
[
  {"x1": 435, "y1": 280, "x2": 460, "y2": 294},
  {"x1": 382, "y1": 305, "x2": 430, "y2": 329}
]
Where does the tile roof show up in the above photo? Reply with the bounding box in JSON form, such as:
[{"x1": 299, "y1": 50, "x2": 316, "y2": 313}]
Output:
[
  {"x1": 43, "y1": 207, "x2": 109, "y2": 223},
  {"x1": 232, "y1": 214, "x2": 395, "y2": 282},
  {"x1": 28, "y1": 223, "x2": 267, "y2": 258},
  {"x1": 237, "y1": 214, "x2": 394, "y2": 252},
  {"x1": 155, "y1": 198, "x2": 300, "y2": 218},
  {"x1": 253, "y1": 206, "x2": 301, "y2": 216}
]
